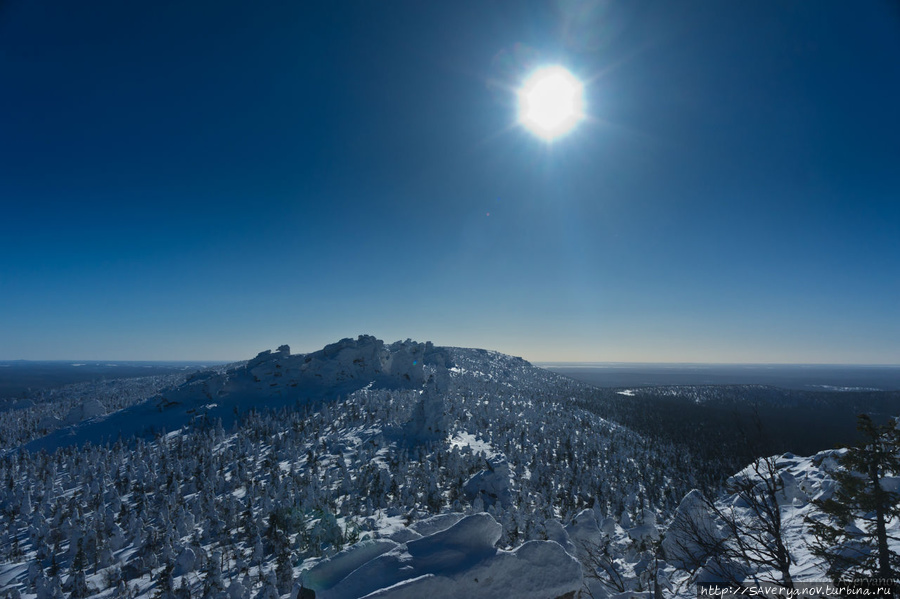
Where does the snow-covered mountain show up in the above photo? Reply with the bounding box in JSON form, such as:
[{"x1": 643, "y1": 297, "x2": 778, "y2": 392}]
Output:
[
  {"x1": 1, "y1": 336, "x2": 897, "y2": 599},
  {"x1": 25, "y1": 336, "x2": 448, "y2": 452}
]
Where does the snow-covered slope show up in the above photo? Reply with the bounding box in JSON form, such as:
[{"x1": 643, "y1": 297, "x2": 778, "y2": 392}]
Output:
[
  {"x1": 25, "y1": 336, "x2": 449, "y2": 452},
  {"x1": 3, "y1": 335, "x2": 705, "y2": 599},
  {"x1": 7, "y1": 335, "x2": 889, "y2": 599},
  {"x1": 0, "y1": 374, "x2": 189, "y2": 452}
]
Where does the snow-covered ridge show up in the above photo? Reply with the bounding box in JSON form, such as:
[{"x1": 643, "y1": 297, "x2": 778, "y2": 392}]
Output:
[
  {"x1": 241, "y1": 335, "x2": 452, "y2": 391},
  {"x1": 22, "y1": 336, "x2": 583, "y2": 454},
  {"x1": 24, "y1": 336, "x2": 452, "y2": 452}
]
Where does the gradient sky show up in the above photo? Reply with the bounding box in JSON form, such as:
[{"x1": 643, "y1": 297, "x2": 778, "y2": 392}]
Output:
[{"x1": 1, "y1": 1, "x2": 898, "y2": 363}]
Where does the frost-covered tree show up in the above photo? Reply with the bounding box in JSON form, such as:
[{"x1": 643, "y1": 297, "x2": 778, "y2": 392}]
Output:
[
  {"x1": 175, "y1": 576, "x2": 191, "y2": 599},
  {"x1": 68, "y1": 538, "x2": 91, "y2": 598},
  {"x1": 276, "y1": 543, "x2": 294, "y2": 595},
  {"x1": 201, "y1": 554, "x2": 225, "y2": 599},
  {"x1": 807, "y1": 415, "x2": 900, "y2": 583},
  {"x1": 254, "y1": 571, "x2": 280, "y2": 599},
  {"x1": 154, "y1": 562, "x2": 176, "y2": 599},
  {"x1": 666, "y1": 456, "x2": 796, "y2": 590}
]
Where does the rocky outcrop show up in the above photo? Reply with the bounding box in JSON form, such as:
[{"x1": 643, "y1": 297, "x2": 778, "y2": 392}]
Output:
[
  {"x1": 464, "y1": 457, "x2": 512, "y2": 507},
  {"x1": 26, "y1": 335, "x2": 455, "y2": 452},
  {"x1": 63, "y1": 399, "x2": 105, "y2": 425},
  {"x1": 242, "y1": 335, "x2": 453, "y2": 394},
  {"x1": 300, "y1": 513, "x2": 583, "y2": 599}
]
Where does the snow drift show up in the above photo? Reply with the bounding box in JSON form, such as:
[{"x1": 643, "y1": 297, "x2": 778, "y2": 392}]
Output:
[{"x1": 298, "y1": 512, "x2": 583, "y2": 599}]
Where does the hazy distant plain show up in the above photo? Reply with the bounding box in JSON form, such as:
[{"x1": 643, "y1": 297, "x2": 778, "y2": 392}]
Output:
[{"x1": 539, "y1": 363, "x2": 900, "y2": 391}]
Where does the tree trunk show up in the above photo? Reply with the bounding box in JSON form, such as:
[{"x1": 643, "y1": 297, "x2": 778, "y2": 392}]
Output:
[{"x1": 871, "y1": 464, "x2": 892, "y2": 580}]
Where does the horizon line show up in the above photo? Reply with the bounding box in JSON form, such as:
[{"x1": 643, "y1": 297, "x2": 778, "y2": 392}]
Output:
[
  {"x1": 2, "y1": 358, "x2": 900, "y2": 368},
  {"x1": 534, "y1": 361, "x2": 900, "y2": 368}
]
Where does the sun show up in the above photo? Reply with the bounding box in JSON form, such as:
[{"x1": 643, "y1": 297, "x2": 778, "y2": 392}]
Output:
[{"x1": 518, "y1": 66, "x2": 585, "y2": 141}]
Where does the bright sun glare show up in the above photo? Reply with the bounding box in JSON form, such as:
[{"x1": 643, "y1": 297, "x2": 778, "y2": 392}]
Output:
[{"x1": 518, "y1": 66, "x2": 585, "y2": 141}]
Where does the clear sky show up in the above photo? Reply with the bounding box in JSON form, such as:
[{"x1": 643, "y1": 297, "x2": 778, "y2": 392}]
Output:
[{"x1": 1, "y1": 1, "x2": 898, "y2": 363}]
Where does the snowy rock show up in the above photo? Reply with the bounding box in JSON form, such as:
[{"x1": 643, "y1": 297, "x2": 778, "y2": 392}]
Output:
[
  {"x1": 729, "y1": 455, "x2": 813, "y2": 508},
  {"x1": 63, "y1": 399, "x2": 106, "y2": 425},
  {"x1": 248, "y1": 349, "x2": 273, "y2": 369},
  {"x1": 661, "y1": 489, "x2": 722, "y2": 571},
  {"x1": 363, "y1": 540, "x2": 583, "y2": 599},
  {"x1": 811, "y1": 448, "x2": 846, "y2": 471},
  {"x1": 778, "y1": 469, "x2": 809, "y2": 506},
  {"x1": 599, "y1": 516, "x2": 619, "y2": 536},
  {"x1": 243, "y1": 336, "x2": 443, "y2": 398},
  {"x1": 565, "y1": 508, "x2": 604, "y2": 554},
  {"x1": 543, "y1": 519, "x2": 578, "y2": 556},
  {"x1": 302, "y1": 538, "x2": 400, "y2": 593},
  {"x1": 408, "y1": 512, "x2": 466, "y2": 537},
  {"x1": 405, "y1": 512, "x2": 501, "y2": 568},
  {"x1": 628, "y1": 508, "x2": 660, "y2": 543},
  {"x1": 463, "y1": 457, "x2": 512, "y2": 507},
  {"x1": 306, "y1": 513, "x2": 581, "y2": 599},
  {"x1": 387, "y1": 527, "x2": 422, "y2": 543}
]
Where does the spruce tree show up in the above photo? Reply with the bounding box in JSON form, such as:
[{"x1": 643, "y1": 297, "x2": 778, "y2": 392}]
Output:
[
  {"x1": 267, "y1": 523, "x2": 295, "y2": 595},
  {"x1": 154, "y1": 562, "x2": 175, "y2": 599},
  {"x1": 201, "y1": 553, "x2": 225, "y2": 599},
  {"x1": 69, "y1": 539, "x2": 91, "y2": 598},
  {"x1": 175, "y1": 576, "x2": 191, "y2": 599},
  {"x1": 807, "y1": 415, "x2": 900, "y2": 584}
]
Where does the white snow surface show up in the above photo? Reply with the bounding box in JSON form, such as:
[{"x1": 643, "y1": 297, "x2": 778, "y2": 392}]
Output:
[{"x1": 302, "y1": 513, "x2": 582, "y2": 599}]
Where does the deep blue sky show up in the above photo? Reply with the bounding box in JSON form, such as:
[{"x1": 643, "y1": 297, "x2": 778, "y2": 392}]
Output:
[{"x1": 1, "y1": 1, "x2": 898, "y2": 363}]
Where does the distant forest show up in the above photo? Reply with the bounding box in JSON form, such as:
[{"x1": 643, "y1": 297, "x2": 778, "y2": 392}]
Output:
[
  {"x1": 575, "y1": 384, "x2": 900, "y2": 489},
  {"x1": 0, "y1": 362, "x2": 214, "y2": 398}
]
